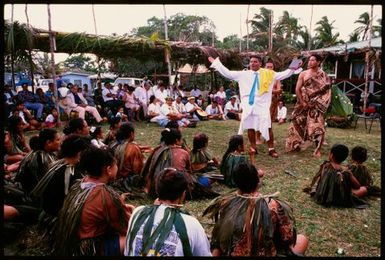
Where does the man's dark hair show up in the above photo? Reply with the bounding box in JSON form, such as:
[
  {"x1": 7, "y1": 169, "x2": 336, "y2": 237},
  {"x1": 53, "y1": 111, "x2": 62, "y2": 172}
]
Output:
[
  {"x1": 63, "y1": 118, "x2": 86, "y2": 135},
  {"x1": 80, "y1": 147, "x2": 115, "y2": 177},
  {"x1": 330, "y1": 144, "x2": 349, "y2": 164},
  {"x1": 192, "y1": 132, "x2": 208, "y2": 153},
  {"x1": 59, "y1": 134, "x2": 89, "y2": 159},
  {"x1": 351, "y1": 146, "x2": 368, "y2": 164},
  {"x1": 160, "y1": 128, "x2": 182, "y2": 145},
  {"x1": 311, "y1": 54, "x2": 322, "y2": 62},
  {"x1": 116, "y1": 122, "x2": 135, "y2": 142},
  {"x1": 233, "y1": 161, "x2": 260, "y2": 193},
  {"x1": 156, "y1": 168, "x2": 188, "y2": 200},
  {"x1": 249, "y1": 55, "x2": 262, "y2": 62}
]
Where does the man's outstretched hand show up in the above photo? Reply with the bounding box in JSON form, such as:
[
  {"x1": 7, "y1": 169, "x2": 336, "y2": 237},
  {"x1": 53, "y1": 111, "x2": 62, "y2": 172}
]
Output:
[
  {"x1": 208, "y1": 56, "x2": 216, "y2": 64},
  {"x1": 289, "y1": 59, "x2": 303, "y2": 70}
]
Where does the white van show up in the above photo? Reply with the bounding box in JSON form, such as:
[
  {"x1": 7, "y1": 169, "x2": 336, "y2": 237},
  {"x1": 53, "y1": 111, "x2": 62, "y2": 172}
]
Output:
[
  {"x1": 113, "y1": 77, "x2": 143, "y2": 91},
  {"x1": 37, "y1": 78, "x2": 53, "y2": 93}
]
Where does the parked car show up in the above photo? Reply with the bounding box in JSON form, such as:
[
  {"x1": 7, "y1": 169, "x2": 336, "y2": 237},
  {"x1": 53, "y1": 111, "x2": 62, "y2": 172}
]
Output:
[{"x1": 113, "y1": 77, "x2": 143, "y2": 91}]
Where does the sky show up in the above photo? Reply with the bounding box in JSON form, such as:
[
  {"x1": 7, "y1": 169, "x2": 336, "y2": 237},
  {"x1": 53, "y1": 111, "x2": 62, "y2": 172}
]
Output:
[{"x1": 4, "y1": 4, "x2": 382, "y2": 62}]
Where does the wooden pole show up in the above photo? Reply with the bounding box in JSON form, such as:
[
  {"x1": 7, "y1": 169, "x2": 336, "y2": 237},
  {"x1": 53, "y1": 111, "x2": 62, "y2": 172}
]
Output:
[
  {"x1": 47, "y1": 4, "x2": 60, "y2": 123},
  {"x1": 25, "y1": 4, "x2": 35, "y2": 93},
  {"x1": 268, "y1": 10, "x2": 273, "y2": 54},
  {"x1": 363, "y1": 5, "x2": 373, "y2": 112},
  {"x1": 308, "y1": 5, "x2": 314, "y2": 51},
  {"x1": 10, "y1": 4, "x2": 16, "y2": 91},
  {"x1": 163, "y1": 4, "x2": 172, "y2": 86},
  {"x1": 239, "y1": 13, "x2": 242, "y2": 52},
  {"x1": 246, "y1": 4, "x2": 250, "y2": 51}
]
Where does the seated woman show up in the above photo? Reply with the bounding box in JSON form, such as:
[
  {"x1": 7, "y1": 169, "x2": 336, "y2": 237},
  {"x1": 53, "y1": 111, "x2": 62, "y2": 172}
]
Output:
[
  {"x1": 203, "y1": 161, "x2": 308, "y2": 257},
  {"x1": 141, "y1": 128, "x2": 218, "y2": 200},
  {"x1": 147, "y1": 95, "x2": 163, "y2": 123},
  {"x1": 63, "y1": 117, "x2": 91, "y2": 138},
  {"x1": 304, "y1": 144, "x2": 368, "y2": 208},
  {"x1": 108, "y1": 123, "x2": 145, "y2": 192},
  {"x1": 221, "y1": 135, "x2": 263, "y2": 188},
  {"x1": 53, "y1": 148, "x2": 134, "y2": 256},
  {"x1": 4, "y1": 115, "x2": 31, "y2": 165},
  {"x1": 190, "y1": 132, "x2": 222, "y2": 187},
  {"x1": 15, "y1": 128, "x2": 61, "y2": 194},
  {"x1": 31, "y1": 135, "x2": 89, "y2": 238}
]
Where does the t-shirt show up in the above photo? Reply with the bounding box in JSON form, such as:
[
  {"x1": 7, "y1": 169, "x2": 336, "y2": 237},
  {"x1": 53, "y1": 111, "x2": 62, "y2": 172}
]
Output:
[
  {"x1": 102, "y1": 87, "x2": 117, "y2": 102},
  {"x1": 277, "y1": 106, "x2": 287, "y2": 120},
  {"x1": 224, "y1": 101, "x2": 240, "y2": 116},
  {"x1": 45, "y1": 114, "x2": 57, "y2": 128},
  {"x1": 190, "y1": 89, "x2": 202, "y2": 98},
  {"x1": 205, "y1": 104, "x2": 219, "y2": 115},
  {"x1": 124, "y1": 204, "x2": 211, "y2": 256}
]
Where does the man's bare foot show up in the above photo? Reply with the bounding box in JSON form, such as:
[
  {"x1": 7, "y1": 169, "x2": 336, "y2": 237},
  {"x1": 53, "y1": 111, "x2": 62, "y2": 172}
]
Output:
[
  {"x1": 300, "y1": 140, "x2": 312, "y2": 151},
  {"x1": 313, "y1": 150, "x2": 321, "y2": 157},
  {"x1": 249, "y1": 147, "x2": 258, "y2": 155},
  {"x1": 256, "y1": 139, "x2": 263, "y2": 145}
]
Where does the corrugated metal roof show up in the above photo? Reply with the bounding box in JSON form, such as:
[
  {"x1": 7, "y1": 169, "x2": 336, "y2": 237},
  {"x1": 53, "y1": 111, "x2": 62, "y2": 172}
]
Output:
[{"x1": 303, "y1": 37, "x2": 381, "y2": 55}]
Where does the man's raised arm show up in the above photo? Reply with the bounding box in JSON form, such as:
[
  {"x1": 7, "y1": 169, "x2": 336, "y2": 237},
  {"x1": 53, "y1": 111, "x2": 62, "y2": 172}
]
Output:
[{"x1": 208, "y1": 56, "x2": 243, "y2": 81}]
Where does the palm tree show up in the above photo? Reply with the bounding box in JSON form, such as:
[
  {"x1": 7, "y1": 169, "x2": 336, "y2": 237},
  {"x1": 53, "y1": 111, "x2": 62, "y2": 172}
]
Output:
[
  {"x1": 275, "y1": 11, "x2": 302, "y2": 44},
  {"x1": 249, "y1": 7, "x2": 272, "y2": 51},
  {"x1": 348, "y1": 31, "x2": 360, "y2": 43},
  {"x1": 314, "y1": 16, "x2": 344, "y2": 48},
  {"x1": 294, "y1": 26, "x2": 316, "y2": 50},
  {"x1": 353, "y1": 12, "x2": 371, "y2": 40}
]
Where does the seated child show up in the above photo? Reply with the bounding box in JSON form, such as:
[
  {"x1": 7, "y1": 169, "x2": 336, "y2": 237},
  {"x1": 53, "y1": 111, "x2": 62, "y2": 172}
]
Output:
[
  {"x1": 116, "y1": 106, "x2": 129, "y2": 123},
  {"x1": 348, "y1": 146, "x2": 381, "y2": 197},
  {"x1": 44, "y1": 107, "x2": 60, "y2": 128},
  {"x1": 220, "y1": 135, "x2": 264, "y2": 188},
  {"x1": 190, "y1": 132, "x2": 222, "y2": 187},
  {"x1": 90, "y1": 126, "x2": 107, "y2": 149},
  {"x1": 306, "y1": 144, "x2": 368, "y2": 208}
]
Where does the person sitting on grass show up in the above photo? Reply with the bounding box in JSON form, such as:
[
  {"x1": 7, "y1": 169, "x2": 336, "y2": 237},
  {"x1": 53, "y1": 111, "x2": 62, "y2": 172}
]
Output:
[
  {"x1": 141, "y1": 128, "x2": 218, "y2": 200},
  {"x1": 205, "y1": 100, "x2": 226, "y2": 120},
  {"x1": 43, "y1": 107, "x2": 61, "y2": 129},
  {"x1": 190, "y1": 132, "x2": 222, "y2": 188},
  {"x1": 53, "y1": 148, "x2": 134, "y2": 256},
  {"x1": 90, "y1": 126, "x2": 107, "y2": 149},
  {"x1": 4, "y1": 115, "x2": 31, "y2": 165},
  {"x1": 220, "y1": 135, "x2": 263, "y2": 188},
  {"x1": 108, "y1": 122, "x2": 145, "y2": 192},
  {"x1": 15, "y1": 128, "x2": 61, "y2": 195},
  {"x1": 304, "y1": 144, "x2": 368, "y2": 208},
  {"x1": 104, "y1": 116, "x2": 122, "y2": 146},
  {"x1": 124, "y1": 168, "x2": 211, "y2": 256},
  {"x1": 276, "y1": 100, "x2": 287, "y2": 124},
  {"x1": 347, "y1": 146, "x2": 381, "y2": 197},
  {"x1": 203, "y1": 161, "x2": 308, "y2": 257}
]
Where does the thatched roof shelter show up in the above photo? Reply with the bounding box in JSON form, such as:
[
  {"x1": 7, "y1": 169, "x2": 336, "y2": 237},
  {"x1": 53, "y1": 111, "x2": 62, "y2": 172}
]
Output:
[{"x1": 4, "y1": 21, "x2": 242, "y2": 69}]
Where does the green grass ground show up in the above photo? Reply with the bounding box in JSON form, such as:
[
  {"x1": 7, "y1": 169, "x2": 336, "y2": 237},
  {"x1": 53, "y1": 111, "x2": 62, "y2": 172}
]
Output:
[{"x1": 10, "y1": 116, "x2": 381, "y2": 257}]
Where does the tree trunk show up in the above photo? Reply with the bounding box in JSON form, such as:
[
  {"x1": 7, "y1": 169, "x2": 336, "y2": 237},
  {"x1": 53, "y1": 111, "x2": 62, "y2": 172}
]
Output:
[{"x1": 25, "y1": 4, "x2": 35, "y2": 93}]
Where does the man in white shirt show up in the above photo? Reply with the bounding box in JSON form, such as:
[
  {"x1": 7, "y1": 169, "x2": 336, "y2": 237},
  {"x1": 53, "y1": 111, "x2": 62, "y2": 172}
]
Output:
[
  {"x1": 173, "y1": 96, "x2": 189, "y2": 118},
  {"x1": 67, "y1": 84, "x2": 104, "y2": 123},
  {"x1": 190, "y1": 85, "x2": 202, "y2": 98},
  {"x1": 124, "y1": 168, "x2": 212, "y2": 256},
  {"x1": 102, "y1": 82, "x2": 124, "y2": 112},
  {"x1": 208, "y1": 55, "x2": 302, "y2": 158},
  {"x1": 185, "y1": 96, "x2": 205, "y2": 121},
  {"x1": 155, "y1": 82, "x2": 169, "y2": 105},
  {"x1": 159, "y1": 96, "x2": 190, "y2": 127},
  {"x1": 205, "y1": 100, "x2": 225, "y2": 120},
  {"x1": 224, "y1": 95, "x2": 241, "y2": 120},
  {"x1": 277, "y1": 100, "x2": 287, "y2": 124},
  {"x1": 135, "y1": 81, "x2": 154, "y2": 118}
]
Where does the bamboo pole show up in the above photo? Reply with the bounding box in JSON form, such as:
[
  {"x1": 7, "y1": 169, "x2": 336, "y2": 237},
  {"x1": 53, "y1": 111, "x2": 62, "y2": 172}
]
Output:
[
  {"x1": 363, "y1": 5, "x2": 373, "y2": 112},
  {"x1": 25, "y1": 4, "x2": 35, "y2": 93},
  {"x1": 47, "y1": 4, "x2": 60, "y2": 123},
  {"x1": 246, "y1": 4, "x2": 250, "y2": 51},
  {"x1": 10, "y1": 4, "x2": 16, "y2": 91},
  {"x1": 163, "y1": 4, "x2": 172, "y2": 86}
]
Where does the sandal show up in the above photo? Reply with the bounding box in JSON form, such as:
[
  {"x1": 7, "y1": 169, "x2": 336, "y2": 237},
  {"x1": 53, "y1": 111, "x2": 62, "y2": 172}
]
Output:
[{"x1": 268, "y1": 149, "x2": 279, "y2": 158}]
